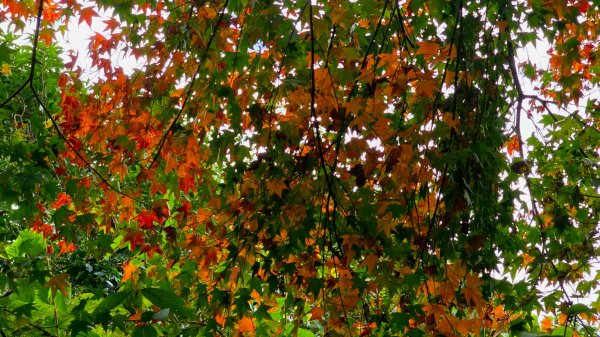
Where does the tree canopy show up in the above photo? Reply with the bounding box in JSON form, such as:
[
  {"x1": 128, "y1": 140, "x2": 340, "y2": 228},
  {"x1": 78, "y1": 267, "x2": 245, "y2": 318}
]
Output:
[{"x1": 0, "y1": 0, "x2": 599, "y2": 336}]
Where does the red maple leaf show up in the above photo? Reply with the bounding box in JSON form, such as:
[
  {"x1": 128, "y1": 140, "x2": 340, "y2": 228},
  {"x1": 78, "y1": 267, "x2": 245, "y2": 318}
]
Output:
[
  {"x1": 179, "y1": 175, "x2": 196, "y2": 194},
  {"x1": 176, "y1": 201, "x2": 192, "y2": 218},
  {"x1": 124, "y1": 232, "x2": 145, "y2": 250},
  {"x1": 579, "y1": 0, "x2": 591, "y2": 13},
  {"x1": 52, "y1": 193, "x2": 72, "y2": 209},
  {"x1": 58, "y1": 240, "x2": 76, "y2": 255},
  {"x1": 135, "y1": 210, "x2": 159, "y2": 230},
  {"x1": 103, "y1": 18, "x2": 120, "y2": 32}
]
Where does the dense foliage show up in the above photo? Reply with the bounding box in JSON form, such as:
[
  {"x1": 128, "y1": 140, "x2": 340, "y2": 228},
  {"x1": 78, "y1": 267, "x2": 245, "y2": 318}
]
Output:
[{"x1": 0, "y1": 0, "x2": 599, "y2": 336}]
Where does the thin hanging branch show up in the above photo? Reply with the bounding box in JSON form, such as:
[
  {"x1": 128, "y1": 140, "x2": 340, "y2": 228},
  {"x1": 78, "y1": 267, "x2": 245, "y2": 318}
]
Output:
[
  {"x1": 147, "y1": 0, "x2": 229, "y2": 170},
  {"x1": 2, "y1": 0, "x2": 151, "y2": 209},
  {"x1": 0, "y1": 0, "x2": 44, "y2": 108}
]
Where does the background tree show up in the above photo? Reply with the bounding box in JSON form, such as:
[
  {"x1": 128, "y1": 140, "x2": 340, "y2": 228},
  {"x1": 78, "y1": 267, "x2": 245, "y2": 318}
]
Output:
[{"x1": 0, "y1": 0, "x2": 598, "y2": 336}]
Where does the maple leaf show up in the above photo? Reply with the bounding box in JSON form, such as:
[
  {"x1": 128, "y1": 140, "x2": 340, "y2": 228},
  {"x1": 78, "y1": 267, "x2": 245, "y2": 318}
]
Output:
[
  {"x1": 360, "y1": 253, "x2": 378, "y2": 273},
  {"x1": 422, "y1": 303, "x2": 447, "y2": 322},
  {"x1": 377, "y1": 213, "x2": 399, "y2": 236},
  {"x1": 135, "y1": 210, "x2": 159, "y2": 230},
  {"x1": 179, "y1": 175, "x2": 196, "y2": 194},
  {"x1": 442, "y1": 112, "x2": 459, "y2": 130},
  {"x1": 456, "y1": 318, "x2": 482, "y2": 335},
  {"x1": 45, "y1": 273, "x2": 70, "y2": 298},
  {"x1": 1, "y1": 0, "x2": 598, "y2": 333},
  {"x1": 310, "y1": 306, "x2": 324, "y2": 321},
  {"x1": 237, "y1": 316, "x2": 255, "y2": 333},
  {"x1": 109, "y1": 158, "x2": 129, "y2": 181},
  {"x1": 79, "y1": 7, "x2": 98, "y2": 27},
  {"x1": 176, "y1": 201, "x2": 192, "y2": 218},
  {"x1": 42, "y1": 1, "x2": 61, "y2": 23},
  {"x1": 266, "y1": 178, "x2": 288, "y2": 198},
  {"x1": 462, "y1": 274, "x2": 485, "y2": 309},
  {"x1": 415, "y1": 79, "x2": 438, "y2": 98},
  {"x1": 103, "y1": 18, "x2": 120, "y2": 32},
  {"x1": 121, "y1": 262, "x2": 138, "y2": 283},
  {"x1": 372, "y1": 117, "x2": 394, "y2": 142},
  {"x1": 52, "y1": 193, "x2": 72, "y2": 209},
  {"x1": 520, "y1": 252, "x2": 535, "y2": 267},
  {"x1": 541, "y1": 316, "x2": 553, "y2": 330},
  {"x1": 416, "y1": 42, "x2": 440, "y2": 56},
  {"x1": 124, "y1": 231, "x2": 145, "y2": 250},
  {"x1": 505, "y1": 135, "x2": 520, "y2": 156},
  {"x1": 39, "y1": 28, "x2": 54, "y2": 46},
  {"x1": 58, "y1": 240, "x2": 76, "y2": 255},
  {"x1": 579, "y1": 0, "x2": 591, "y2": 13}
]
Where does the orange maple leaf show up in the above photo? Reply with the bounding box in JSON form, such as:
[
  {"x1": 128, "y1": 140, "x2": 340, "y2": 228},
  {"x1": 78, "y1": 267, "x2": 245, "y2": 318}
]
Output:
[
  {"x1": 121, "y1": 262, "x2": 138, "y2": 283},
  {"x1": 109, "y1": 158, "x2": 129, "y2": 181},
  {"x1": 58, "y1": 240, "x2": 76, "y2": 255},
  {"x1": 462, "y1": 274, "x2": 485, "y2": 308},
  {"x1": 442, "y1": 112, "x2": 459, "y2": 130},
  {"x1": 39, "y1": 28, "x2": 54, "y2": 45},
  {"x1": 45, "y1": 273, "x2": 70, "y2": 298},
  {"x1": 372, "y1": 117, "x2": 394, "y2": 142},
  {"x1": 521, "y1": 252, "x2": 535, "y2": 267},
  {"x1": 360, "y1": 253, "x2": 379, "y2": 273},
  {"x1": 416, "y1": 42, "x2": 440, "y2": 56},
  {"x1": 52, "y1": 193, "x2": 72, "y2": 209},
  {"x1": 505, "y1": 135, "x2": 520, "y2": 156},
  {"x1": 541, "y1": 316, "x2": 553, "y2": 331},
  {"x1": 238, "y1": 316, "x2": 255, "y2": 333},
  {"x1": 422, "y1": 303, "x2": 447, "y2": 322},
  {"x1": 79, "y1": 7, "x2": 98, "y2": 27},
  {"x1": 415, "y1": 79, "x2": 438, "y2": 98},
  {"x1": 266, "y1": 178, "x2": 288, "y2": 198},
  {"x1": 377, "y1": 213, "x2": 399, "y2": 237},
  {"x1": 309, "y1": 307, "x2": 324, "y2": 322}
]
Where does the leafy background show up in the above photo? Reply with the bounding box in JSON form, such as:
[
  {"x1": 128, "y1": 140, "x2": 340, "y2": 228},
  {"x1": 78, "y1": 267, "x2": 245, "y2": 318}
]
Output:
[{"x1": 0, "y1": 0, "x2": 598, "y2": 336}]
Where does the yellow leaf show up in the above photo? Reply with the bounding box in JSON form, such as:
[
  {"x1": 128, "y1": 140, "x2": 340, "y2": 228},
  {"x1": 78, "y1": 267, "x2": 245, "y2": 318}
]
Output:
[
  {"x1": 45, "y1": 273, "x2": 70, "y2": 298},
  {"x1": 1, "y1": 63, "x2": 11, "y2": 75}
]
